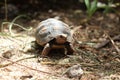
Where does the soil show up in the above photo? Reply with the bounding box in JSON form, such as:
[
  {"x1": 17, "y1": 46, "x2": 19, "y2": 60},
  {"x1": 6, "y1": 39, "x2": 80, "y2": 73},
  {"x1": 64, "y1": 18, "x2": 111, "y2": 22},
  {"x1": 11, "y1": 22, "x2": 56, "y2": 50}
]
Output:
[{"x1": 0, "y1": 5, "x2": 120, "y2": 80}]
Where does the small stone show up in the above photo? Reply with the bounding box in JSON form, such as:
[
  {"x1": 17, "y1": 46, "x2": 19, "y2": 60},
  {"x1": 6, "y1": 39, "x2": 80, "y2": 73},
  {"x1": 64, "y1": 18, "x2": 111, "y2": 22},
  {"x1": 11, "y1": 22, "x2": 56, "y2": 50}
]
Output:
[
  {"x1": 63, "y1": 64, "x2": 84, "y2": 79},
  {"x1": 2, "y1": 50, "x2": 13, "y2": 59}
]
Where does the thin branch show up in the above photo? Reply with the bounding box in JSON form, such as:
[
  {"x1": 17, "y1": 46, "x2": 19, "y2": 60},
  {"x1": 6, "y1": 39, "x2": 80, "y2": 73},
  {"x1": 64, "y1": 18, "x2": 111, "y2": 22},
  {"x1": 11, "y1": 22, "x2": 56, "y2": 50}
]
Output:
[
  {"x1": 94, "y1": 34, "x2": 120, "y2": 49},
  {"x1": 105, "y1": 32, "x2": 120, "y2": 54},
  {"x1": 0, "y1": 56, "x2": 36, "y2": 67},
  {"x1": 0, "y1": 56, "x2": 62, "y2": 78}
]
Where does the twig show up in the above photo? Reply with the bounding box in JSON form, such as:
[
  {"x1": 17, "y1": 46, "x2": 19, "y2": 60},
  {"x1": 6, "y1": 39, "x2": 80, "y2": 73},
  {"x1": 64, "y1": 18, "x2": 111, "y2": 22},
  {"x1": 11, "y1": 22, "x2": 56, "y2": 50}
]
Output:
[
  {"x1": 41, "y1": 61, "x2": 100, "y2": 67},
  {"x1": 105, "y1": 32, "x2": 120, "y2": 54},
  {"x1": 0, "y1": 56, "x2": 64, "y2": 78},
  {"x1": 94, "y1": 34, "x2": 120, "y2": 49},
  {"x1": 0, "y1": 56, "x2": 36, "y2": 68}
]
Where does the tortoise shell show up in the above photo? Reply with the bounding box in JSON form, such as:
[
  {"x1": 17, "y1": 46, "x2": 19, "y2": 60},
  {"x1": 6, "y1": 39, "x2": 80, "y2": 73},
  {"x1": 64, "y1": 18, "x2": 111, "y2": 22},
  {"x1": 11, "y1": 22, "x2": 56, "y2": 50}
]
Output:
[{"x1": 35, "y1": 18, "x2": 73, "y2": 46}]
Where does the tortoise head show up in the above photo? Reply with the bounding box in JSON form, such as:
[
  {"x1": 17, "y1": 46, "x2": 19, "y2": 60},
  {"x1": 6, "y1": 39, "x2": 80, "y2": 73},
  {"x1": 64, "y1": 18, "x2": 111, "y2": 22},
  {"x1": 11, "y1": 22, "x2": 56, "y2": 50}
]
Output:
[{"x1": 55, "y1": 34, "x2": 67, "y2": 44}]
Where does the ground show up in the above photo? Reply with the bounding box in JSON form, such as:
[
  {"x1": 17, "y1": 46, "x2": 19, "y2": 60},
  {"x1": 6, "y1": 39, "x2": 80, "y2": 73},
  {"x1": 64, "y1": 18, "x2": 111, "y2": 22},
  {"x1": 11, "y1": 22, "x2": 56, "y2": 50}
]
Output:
[{"x1": 0, "y1": 9, "x2": 120, "y2": 80}]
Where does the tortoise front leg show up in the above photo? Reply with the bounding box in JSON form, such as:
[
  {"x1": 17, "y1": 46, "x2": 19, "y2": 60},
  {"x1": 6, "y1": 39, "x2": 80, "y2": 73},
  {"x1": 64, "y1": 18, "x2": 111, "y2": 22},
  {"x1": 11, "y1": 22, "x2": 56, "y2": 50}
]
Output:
[
  {"x1": 66, "y1": 43, "x2": 74, "y2": 55},
  {"x1": 41, "y1": 43, "x2": 51, "y2": 57}
]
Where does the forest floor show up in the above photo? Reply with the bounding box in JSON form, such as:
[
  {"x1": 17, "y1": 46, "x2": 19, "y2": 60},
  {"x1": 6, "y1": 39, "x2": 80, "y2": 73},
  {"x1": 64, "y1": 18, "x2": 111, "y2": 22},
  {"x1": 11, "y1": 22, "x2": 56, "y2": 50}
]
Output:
[{"x1": 0, "y1": 9, "x2": 120, "y2": 80}]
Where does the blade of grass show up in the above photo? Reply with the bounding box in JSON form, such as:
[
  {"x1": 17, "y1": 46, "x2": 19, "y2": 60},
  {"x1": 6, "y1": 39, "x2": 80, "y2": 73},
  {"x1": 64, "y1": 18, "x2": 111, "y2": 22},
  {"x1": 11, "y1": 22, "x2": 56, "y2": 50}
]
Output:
[
  {"x1": 84, "y1": 0, "x2": 90, "y2": 10},
  {"x1": 89, "y1": 0, "x2": 97, "y2": 17},
  {"x1": 8, "y1": 15, "x2": 32, "y2": 36}
]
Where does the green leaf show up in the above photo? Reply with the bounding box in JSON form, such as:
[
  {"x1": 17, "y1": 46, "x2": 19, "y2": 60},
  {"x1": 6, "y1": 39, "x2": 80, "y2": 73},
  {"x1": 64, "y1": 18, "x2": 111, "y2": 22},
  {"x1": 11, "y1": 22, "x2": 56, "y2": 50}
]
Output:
[
  {"x1": 84, "y1": 0, "x2": 90, "y2": 10},
  {"x1": 89, "y1": 0, "x2": 97, "y2": 17}
]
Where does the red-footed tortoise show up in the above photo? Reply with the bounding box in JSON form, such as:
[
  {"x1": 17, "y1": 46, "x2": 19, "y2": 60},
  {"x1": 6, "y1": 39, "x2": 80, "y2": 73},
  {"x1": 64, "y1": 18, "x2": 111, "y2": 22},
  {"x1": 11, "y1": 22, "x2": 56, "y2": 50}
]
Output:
[{"x1": 35, "y1": 18, "x2": 74, "y2": 57}]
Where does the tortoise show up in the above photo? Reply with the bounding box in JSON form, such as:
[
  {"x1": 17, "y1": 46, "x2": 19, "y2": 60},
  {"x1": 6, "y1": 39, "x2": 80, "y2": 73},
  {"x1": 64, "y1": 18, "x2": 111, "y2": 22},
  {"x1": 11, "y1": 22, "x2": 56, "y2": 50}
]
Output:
[{"x1": 35, "y1": 18, "x2": 74, "y2": 57}]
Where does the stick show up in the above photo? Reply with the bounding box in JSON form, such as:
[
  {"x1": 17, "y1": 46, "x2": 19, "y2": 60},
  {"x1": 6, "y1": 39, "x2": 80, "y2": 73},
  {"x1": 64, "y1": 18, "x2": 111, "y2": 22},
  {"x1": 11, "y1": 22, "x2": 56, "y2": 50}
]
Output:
[
  {"x1": 0, "y1": 56, "x2": 36, "y2": 68},
  {"x1": 105, "y1": 32, "x2": 120, "y2": 54},
  {"x1": 94, "y1": 34, "x2": 120, "y2": 49},
  {"x1": 0, "y1": 56, "x2": 64, "y2": 78}
]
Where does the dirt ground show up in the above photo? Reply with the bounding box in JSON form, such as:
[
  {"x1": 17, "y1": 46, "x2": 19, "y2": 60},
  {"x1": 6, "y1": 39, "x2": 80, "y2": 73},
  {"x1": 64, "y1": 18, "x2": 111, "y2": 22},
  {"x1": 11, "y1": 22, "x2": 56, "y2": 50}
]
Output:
[{"x1": 0, "y1": 8, "x2": 120, "y2": 80}]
